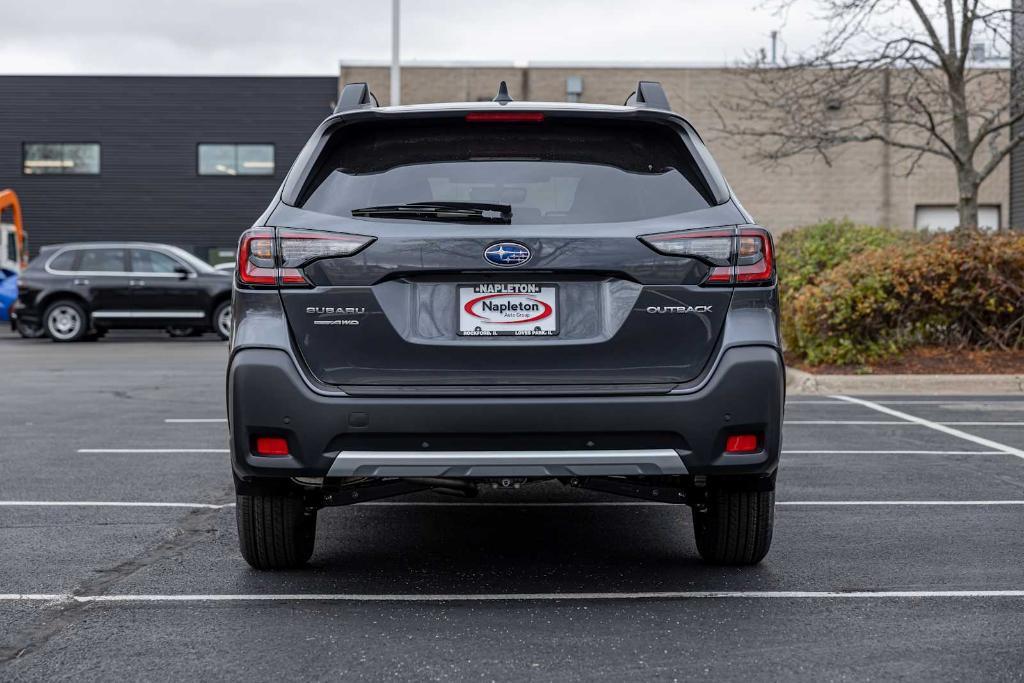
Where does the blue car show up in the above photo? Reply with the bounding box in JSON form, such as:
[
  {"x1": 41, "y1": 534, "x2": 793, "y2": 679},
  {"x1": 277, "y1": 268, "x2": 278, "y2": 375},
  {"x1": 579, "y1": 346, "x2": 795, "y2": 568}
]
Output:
[
  {"x1": 1, "y1": 269, "x2": 43, "y2": 337},
  {"x1": 0, "y1": 269, "x2": 16, "y2": 322}
]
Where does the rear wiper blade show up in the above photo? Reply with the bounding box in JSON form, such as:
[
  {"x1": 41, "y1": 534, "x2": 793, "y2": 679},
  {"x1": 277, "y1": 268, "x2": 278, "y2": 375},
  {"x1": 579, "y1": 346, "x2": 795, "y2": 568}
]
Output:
[{"x1": 351, "y1": 201, "x2": 512, "y2": 223}]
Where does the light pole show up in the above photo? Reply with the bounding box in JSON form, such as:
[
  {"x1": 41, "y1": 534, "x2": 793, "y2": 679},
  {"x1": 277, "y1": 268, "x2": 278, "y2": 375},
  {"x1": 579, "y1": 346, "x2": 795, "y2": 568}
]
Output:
[{"x1": 390, "y1": 0, "x2": 401, "y2": 106}]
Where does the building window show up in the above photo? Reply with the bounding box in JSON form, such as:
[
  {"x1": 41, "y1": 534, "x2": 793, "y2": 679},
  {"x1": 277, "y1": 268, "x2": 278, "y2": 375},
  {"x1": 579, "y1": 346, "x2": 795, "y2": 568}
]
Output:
[
  {"x1": 23, "y1": 143, "x2": 101, "y2": 175},
  {"x1": 198, "y1": 144, "x2": 275, "y2": 176},
  {"x1": 565, "y1": 76, "x2": 583, "y2": 103},
  {"x1": 914, "y1": 204, "x2": 1001, "y2": 231}
]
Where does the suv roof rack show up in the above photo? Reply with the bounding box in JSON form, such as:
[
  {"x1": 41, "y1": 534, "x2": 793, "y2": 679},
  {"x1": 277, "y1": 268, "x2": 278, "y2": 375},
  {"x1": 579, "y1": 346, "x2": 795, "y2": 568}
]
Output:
[
  {"x1": 624, "y1": 81, "x2": 671, "y2": 111},
  {"x1": 334, "y1": 82, "x2": 379, "y2": 114}
]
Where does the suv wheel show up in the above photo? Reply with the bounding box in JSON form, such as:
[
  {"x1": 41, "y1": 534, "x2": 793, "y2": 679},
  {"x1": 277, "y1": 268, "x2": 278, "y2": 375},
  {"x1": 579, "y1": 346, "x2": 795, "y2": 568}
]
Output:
[
  {"x1": 213, "y1": 300, "x2": 231, "y2": 341},
  {"x1": 15, "y1": 318, "x2": 46, "y2": 339},
  {"x1": 167, "y1": 325, "x2": 198, "y2": 337},
  {"x1": 692, "y1": 487, "x2": 774, "y2": 565},
  {"x1": 236, "y1": 494, "x2": 317, "y2": 570},
  {"x1": 44, "y1": 300, "x2": 89, "y2": 342}
]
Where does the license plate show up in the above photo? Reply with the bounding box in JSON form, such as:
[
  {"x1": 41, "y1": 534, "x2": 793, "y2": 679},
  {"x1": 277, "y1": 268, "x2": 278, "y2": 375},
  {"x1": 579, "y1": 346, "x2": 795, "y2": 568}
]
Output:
[{"x1": 458, "y1": 284, "x2": 558, "y2": 336}]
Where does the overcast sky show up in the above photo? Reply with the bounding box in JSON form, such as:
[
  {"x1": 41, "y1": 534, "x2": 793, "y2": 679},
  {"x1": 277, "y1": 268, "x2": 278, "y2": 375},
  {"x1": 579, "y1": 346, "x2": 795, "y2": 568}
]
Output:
[{"x1": 0, "y1": 0, "x2": 829, "y2": 74}]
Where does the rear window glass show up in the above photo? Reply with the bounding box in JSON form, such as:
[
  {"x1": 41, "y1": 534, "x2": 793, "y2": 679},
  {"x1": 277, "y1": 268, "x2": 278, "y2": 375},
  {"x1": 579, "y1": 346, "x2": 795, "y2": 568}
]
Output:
[
  {"x1": 48, "y1": 250, "x2": 78, "y2": 271},
  {"x1": 299, "y1": 119, "x2": 714, "y2": 224}
]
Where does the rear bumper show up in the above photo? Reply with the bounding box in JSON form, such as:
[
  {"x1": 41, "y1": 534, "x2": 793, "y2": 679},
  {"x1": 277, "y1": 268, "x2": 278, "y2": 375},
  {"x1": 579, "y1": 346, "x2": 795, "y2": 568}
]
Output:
[
  {"x1": 10, "y1": 298, "x2": 41, "y2": 326},
  {"x1": 228, "y1": 345, "x2": 784, "y2": 485}
]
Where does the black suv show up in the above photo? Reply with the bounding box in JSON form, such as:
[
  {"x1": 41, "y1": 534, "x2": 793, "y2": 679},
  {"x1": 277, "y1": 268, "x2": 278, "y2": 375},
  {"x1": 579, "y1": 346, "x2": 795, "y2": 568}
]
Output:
[
  {"x1": 229, "y1": 82, "x2": 784, "y2": 569},
  {"x1": 14, "y1": 242, "x2": 233, "y2": 341}
]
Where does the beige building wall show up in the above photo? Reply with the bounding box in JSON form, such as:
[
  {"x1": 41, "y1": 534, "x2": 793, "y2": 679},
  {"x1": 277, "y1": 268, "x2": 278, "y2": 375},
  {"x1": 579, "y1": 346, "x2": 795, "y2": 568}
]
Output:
[{"x1": 339, "y1": 63, "x2": 1009, "y2": 232}]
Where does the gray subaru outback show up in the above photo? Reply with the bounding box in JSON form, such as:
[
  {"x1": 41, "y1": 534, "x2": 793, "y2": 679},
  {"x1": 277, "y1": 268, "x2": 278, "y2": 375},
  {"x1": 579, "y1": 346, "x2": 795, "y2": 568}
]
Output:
[{"x1": 228, "y1": 81, "x2": 783, "y2": 570}]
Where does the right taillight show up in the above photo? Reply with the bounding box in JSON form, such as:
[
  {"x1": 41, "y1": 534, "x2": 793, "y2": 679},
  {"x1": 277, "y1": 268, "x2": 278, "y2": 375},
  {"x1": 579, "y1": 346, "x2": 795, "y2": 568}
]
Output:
[
  {"x1": 734, "y1": 228, "x2": 773, "y2": 283},
  {"x1": 236, "y1": 227, "x2": 374, "y2": 287},
  {"x1": 639, "y1": 226, "x2": 774, "y2": 286}
]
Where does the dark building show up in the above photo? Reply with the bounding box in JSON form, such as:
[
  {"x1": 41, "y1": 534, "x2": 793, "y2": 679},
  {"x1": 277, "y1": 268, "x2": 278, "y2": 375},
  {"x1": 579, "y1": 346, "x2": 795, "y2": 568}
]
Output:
[
  {"x1": 1012, "y1": 0, "x2": 1024, "y2": 228},
  {"x1": 0, "y1": 75, "x2": 338, "y2": 259}
]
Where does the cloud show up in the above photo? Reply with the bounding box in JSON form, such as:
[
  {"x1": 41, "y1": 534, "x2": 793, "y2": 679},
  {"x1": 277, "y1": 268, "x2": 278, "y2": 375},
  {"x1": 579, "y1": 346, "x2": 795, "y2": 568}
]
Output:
[{"x1": 0, "y1": 0, "x2": 825, "y2": 74}]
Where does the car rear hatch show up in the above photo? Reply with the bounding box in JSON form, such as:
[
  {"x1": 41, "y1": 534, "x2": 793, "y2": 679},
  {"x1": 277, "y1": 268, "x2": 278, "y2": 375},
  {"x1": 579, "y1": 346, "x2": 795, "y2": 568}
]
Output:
[{"x1": 243, "y1": 108, "x2": 771, "y2": 390}]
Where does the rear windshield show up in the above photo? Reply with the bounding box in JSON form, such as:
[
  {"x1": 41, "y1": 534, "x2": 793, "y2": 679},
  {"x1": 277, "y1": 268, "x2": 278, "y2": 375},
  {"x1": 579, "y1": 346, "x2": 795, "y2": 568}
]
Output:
[{"x1": 299, "y1": 119, "x2": 715, "y2": 224}]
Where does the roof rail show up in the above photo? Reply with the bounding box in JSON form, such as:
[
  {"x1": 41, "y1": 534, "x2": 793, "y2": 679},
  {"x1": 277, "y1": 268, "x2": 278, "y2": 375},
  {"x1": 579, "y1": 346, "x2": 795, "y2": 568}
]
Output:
[
  {"x1": 334, "y1": 82, "x2": 379, "y2": 114},
  {"x1": 624, "y1": 81, "x2": 671, "y2": 111}
]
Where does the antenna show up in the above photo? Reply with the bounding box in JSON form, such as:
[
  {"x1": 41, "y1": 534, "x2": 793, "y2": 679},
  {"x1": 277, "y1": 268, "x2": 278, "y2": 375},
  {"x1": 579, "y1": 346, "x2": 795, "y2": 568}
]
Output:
[
  {"x1": 493, "y1": 81, "x2": 513, "y2": 104},
  {"x1": 334, "y1": 83, "x2": 379, "y2": 114},
  {"x1": 624, "y1": 81, "x2": 671, "y2": 111}
]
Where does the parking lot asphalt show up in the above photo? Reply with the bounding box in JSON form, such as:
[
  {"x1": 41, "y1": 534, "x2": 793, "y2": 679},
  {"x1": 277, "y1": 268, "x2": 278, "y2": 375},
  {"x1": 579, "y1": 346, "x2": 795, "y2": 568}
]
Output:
[{"x1": 1, "y1": 330, "x2": 1023, "y2": 681}]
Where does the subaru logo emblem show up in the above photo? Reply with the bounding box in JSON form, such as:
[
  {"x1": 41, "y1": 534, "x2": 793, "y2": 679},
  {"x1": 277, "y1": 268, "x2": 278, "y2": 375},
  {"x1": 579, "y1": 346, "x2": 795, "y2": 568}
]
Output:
[{"x1": 484, "y1": 242, "x2": 531, "y2": 267}]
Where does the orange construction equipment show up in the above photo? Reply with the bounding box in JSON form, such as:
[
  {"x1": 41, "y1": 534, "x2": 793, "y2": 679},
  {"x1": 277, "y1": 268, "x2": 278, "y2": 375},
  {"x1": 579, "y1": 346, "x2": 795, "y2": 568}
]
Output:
[{"x1": 0, "y1": 189, "x2": 27, "y2": 271}]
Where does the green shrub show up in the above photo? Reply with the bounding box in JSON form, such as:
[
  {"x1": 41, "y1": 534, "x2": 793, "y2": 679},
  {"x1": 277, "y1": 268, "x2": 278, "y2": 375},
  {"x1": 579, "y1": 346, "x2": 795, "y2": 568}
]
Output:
[
  {"x1": 783, "y1": 230, "x2": 1024, "y2": 365},
  {"x1": 775, "y1": 219, "x2": 909, "y2": 294},
  {"x1": 777, "y1": 220, "x2": 911, "y2": 360}
]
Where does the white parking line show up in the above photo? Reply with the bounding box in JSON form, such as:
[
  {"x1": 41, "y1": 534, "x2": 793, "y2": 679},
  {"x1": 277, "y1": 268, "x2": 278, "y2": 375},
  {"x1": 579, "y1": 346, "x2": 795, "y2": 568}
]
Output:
[
  {"x1": 77, "y1": 449, "x2": 229, "y2": 453},
  {"x1": 834, "y1": 395, "x2": 1024, "y2": 461},
  {"x1": 940, "y1": 422, "x2": 1024, "y2": 426},
  {"x1": 787, "y1": 400, "x2": 1024, "y2": 406},
  {"x1": 2, "y1": 590, "x2": 1023, "y2": 603},
  {"x1": 785, "y1": 420, "x2": 1024, "y2": 426},
  {"x1": 878, "y1": 400, "x2": 1024, "y2": 406},
  {"x1": 0, "y1": 501, "x2": 228, "y2": 509},
  {"x1": 73, "y1": 446, "x2": 1012, "y2": 456},
  {"x1": 786, "y1": 420, "x2": 910, "y2": 425},
  {"x1": 776, "y1": 500, "x2": 1024, "y2": 507},
  {"x1": 356, "y1": 501, "x2": 1024, "y2": 507},
  {"x1": 2, "y1": 500, "x2": 1023, "y2": 509},
  {"x1": 784, "y1": 450, "x2": 1001, "y2": 454}
]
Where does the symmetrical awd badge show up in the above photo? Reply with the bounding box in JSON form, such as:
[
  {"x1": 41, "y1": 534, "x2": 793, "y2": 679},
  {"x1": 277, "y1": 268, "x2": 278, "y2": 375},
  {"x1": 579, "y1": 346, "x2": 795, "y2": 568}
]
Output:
[{"x1": 484, "y1": 242, "x2": 531, "y2": 267}]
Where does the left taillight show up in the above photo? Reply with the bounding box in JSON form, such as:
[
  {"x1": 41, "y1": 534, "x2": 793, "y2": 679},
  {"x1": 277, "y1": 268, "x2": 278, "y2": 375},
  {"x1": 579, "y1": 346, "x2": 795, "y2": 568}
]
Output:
[
  {"x1": 237, "y1": 228, "x2": 277, "y2": 285},
  {"x1": 236, "y1": 227, "x2": 374, "y2": 287},
  {"x1": 639, "y1": 226, "x2": 775, "y2": 286}
]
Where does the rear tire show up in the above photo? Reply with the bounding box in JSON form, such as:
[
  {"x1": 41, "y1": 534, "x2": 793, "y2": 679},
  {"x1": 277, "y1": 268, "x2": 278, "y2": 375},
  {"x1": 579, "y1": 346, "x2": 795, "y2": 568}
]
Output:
[
  {"x1": 44, "y1": 299, "x2": 88, "y2": 342},
  {"x1": 212, "y1": 300, "x2": 231, "y2": 341},
  {"x1": 692, "y1": 488, "x2": 774, "y2": 565},
  {"x1": 166, "y1": 326, "x2": 198, "y2": 338},
  {"x1": 236, "y1": 493, "x2": 317, "y2": 570},
  {"x1": 15, "y1": 318, "x2": 45, "y2": 339}
]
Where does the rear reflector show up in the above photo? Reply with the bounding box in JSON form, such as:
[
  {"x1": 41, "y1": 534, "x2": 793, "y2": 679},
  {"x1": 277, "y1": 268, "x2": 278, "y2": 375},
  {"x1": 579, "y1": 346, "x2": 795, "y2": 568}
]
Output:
[
  {"x1": 255, "y1": 436, "x2": 289, "y2": 456},
  {"x1": 725, "y1": 434, "x2": 759, "y2": 453},
  {"x1": 639, "y1": 226, "x2": 775, "y2": 286},
  {"x1": 465, "y1": 112, "x2": 545, "y2": 123}
]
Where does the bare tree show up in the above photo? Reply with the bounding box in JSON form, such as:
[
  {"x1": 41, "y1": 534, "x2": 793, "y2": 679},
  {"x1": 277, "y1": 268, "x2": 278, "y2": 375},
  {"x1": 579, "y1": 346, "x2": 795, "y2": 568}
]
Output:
[{"x1": 716, "y1": 0, "x2": 1022, "y2": 229}]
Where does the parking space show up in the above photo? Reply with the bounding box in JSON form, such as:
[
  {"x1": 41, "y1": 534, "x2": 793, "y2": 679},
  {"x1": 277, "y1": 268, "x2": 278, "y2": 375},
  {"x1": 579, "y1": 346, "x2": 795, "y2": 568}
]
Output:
[{"x1": 2, "y1": 330, "x2": 1023, "y2": 678}]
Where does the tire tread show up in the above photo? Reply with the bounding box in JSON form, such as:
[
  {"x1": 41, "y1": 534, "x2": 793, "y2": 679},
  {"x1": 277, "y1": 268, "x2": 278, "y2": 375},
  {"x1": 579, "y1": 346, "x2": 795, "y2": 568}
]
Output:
[
  {"x1": 236, "y1": 493, "x2": 315, "y2": 570},
  {"x1": 693, "y1": 488, "x2": 774, "y2": 565}
]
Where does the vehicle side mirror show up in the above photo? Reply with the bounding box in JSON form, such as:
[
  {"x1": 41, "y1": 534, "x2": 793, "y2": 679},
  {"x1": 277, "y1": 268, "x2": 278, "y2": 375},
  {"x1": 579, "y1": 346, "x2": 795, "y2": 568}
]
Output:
[{"x1": 174, "y1": 266, "x2": 189, "y2": 280}]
